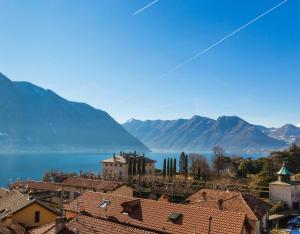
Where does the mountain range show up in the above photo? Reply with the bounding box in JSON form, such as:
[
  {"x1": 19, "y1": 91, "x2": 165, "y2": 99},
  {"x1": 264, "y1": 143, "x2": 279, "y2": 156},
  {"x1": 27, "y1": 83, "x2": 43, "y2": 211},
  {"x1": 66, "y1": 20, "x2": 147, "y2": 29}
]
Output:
[
  {"x1": 1, "y1": 72, "x2": 299, "y2": 154},
  {"x1": 0, "y1": 73, "x2": 149, "y2": 153},
  {"x1": 123, "y1": 116, "x2": 300, "y2": 153}
]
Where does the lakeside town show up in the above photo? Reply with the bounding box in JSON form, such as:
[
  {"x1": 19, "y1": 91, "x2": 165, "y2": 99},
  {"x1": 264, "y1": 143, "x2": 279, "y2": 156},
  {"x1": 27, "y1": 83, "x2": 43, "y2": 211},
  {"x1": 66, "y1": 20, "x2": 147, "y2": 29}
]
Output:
[
  {"x1": 1, "y1": 145, "x2": 300, "y2": 233},
  {"x1": 1, "y1": 0, "x2": 299, "y2": 233}
]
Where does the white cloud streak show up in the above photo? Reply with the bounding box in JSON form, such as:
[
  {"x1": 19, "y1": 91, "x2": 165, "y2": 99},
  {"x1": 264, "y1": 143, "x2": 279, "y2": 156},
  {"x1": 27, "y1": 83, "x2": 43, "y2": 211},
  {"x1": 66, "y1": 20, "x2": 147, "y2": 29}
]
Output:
[
  {"x1": 157, "y1": 0, "x2": 288, "y2": 80},
  {"x1": 133, "y1": 0, "x2": 159, "y2": 16}
]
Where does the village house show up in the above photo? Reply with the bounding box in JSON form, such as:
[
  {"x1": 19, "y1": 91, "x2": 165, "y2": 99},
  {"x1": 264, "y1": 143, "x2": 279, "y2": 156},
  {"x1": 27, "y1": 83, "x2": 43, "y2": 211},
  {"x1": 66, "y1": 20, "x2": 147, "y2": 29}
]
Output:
[
  {"x1": 30, "y1": 215, "x2": 156, "y2": 234},
  {"x1": 60, "y1": 177, "x2": 133, "y2": 202},
  {"x1": 102, "y1": 152, "x2": 156, "y2": 180},
  {"x1": 63, "y1": 191, "x2": 248, "y2": 234},
  {"x1": 186, "y1": 189, "x2": 272, "y2": 234},
  {"x1": 269, "y1": 162, "x2": 300, "y2": 210},
  {"x1": 9, "y1": 181, "x2": 61, "y2": 207},
  {"x1": 0, "y1": 221, "x2": 25, "y2": 234},
  {"x1": 0, "y1": 188, "x2": 60, "y2": 230}
]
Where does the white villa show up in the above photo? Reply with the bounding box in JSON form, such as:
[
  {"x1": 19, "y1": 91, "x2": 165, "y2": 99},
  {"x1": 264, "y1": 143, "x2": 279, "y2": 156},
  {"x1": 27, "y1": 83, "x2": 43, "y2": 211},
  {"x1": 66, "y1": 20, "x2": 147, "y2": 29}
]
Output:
[
  {"x1": 269, "y1": 162, "x2": 300, "y2": 210},
  {"x1": 102, "y1": 152, "x2": 156, "y2": 180}
]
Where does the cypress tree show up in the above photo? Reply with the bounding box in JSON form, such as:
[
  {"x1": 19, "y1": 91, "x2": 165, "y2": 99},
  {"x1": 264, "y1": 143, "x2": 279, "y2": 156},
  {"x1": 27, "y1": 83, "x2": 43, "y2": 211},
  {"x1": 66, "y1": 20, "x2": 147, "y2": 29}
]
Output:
[
  {"x1": 128, "y1": 157, "x2": 132, "y2": 177},
  {"x1": 179, "y1": 152, "x2": 185, "y2": 176},
  {"x1": 167, "y1": 158, "x2": 170, "y2": 177},
  {"x1": 173, "y1": 158, "x2": 176, "y2": 177},
  {"x1": 170, "y1": 158, "x2": 173, "y2": 177},
  {"x1": 142, "y1": 155, "x2": 146, "y2": 175},
  {"x1": 185, "y1": 155, "x2": 188, "y2": 178},
  {"x1": 163, "y1": 158, "x2": 166, "y2": 178},
  {"x1": 197, "y1": 167, "x2": 201, "y2": 180},
  {"x1": 137, "y1": 158, "x2": 141, "y2": 176},
  {"x1": 133, "y1": 156, "x2": 137, "y2": 176}
]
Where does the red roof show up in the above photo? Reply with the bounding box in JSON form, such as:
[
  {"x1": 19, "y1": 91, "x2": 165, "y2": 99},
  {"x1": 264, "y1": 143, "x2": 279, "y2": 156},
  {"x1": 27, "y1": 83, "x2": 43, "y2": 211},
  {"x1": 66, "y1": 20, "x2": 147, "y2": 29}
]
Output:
[
  {"x1": 64, "y1": 191, "x2": 246, "y2": 234},
  {"x1": 10, "y1": 180, "x2": 61, "y2": 192},
  {"x1": 186, "y1": 189, "x2": 272, "y2": 220},
  {"x1": 29, "y1": 215, "x2": 156, "y2": 234},
  {"x1": 61, "y1": 177, "x2": 125, "y2": 191}
]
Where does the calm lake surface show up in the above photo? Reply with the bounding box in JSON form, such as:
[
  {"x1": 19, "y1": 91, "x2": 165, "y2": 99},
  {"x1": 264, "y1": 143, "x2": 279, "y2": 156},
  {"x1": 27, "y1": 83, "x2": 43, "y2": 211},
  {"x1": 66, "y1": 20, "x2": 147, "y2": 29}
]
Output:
[{"x1": 0, "y1": 152, "x2": 265, "y2": 187}]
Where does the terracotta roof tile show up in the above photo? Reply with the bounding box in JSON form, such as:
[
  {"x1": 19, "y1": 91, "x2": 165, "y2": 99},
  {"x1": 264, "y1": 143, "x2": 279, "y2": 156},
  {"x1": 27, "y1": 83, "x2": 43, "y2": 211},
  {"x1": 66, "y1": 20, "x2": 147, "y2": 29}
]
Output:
[
  {"x1": 0, "y1": 189, "x2": 32, "y2": 220},
  {"x1": 10, "y1": 181, "x2": 61, "y2": 192},
  {"x1": 29, "y1": 216, "x2": 156, "y2": 234},
  {"x1": 0, "y1": 189, "x2": 60, "y2": 220},
  {"x1": 61, "y1": 177, "x2": 124, "y2": 191},
  {"x1": 65, "y1": 215, "x2": 157, "y2": 234},
  {"x1": 0, "y1": 222, "x2": 25, "y2": 234},
  {"x1": 29, "y1": 222, "x2": 55, "y2": 234},
  {"x1": 64, "y1": 191, "x2": 245, "y2": 234},
  {"x1": 186, "y1": 189, "x2": 271, "y2": 220}
]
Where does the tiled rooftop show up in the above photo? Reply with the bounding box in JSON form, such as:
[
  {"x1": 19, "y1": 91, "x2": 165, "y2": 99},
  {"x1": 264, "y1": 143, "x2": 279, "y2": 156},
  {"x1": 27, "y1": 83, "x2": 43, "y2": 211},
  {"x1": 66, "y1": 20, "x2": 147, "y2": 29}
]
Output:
[
  {"x1": 0, "y1": 222, "x2": 25, "y2": 234},
  {"x1": 61, "y1": 177, "x2": 124, "y2": 191},
  {"x1": 30, "y1": 215, "x2": 157, "y2": 234},
  {"x1": 186, "y1": 189, "x2": 272, "y2": 220},
  {"x1": 64, "y1": 191, "x2": 246, "y2": 234},
  {"x1": 10, "y1": 181, "x2": 61, "y2": 192},
  {"x1": 102, "y1": 152, "x2": 156, "y2": 164},
  {"x1": 0, "y1": 189, "x2": 32, "y2": 220},
  {"x1": 0, "y1": 188, "x2": 60, "y2": 220}
]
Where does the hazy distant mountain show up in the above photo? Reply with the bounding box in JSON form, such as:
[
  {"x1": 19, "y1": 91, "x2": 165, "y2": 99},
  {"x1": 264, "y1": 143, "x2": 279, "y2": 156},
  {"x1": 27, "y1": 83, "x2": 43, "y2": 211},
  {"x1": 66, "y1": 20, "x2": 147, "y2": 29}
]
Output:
[
  {"x1": 265, "y1": 124, "x2": 300, "y2": 144},
  {"x1": 123, "y1": 116, "x2": 287, "y2": 152},
  {"x1": 0, "y1": 73, "x2": 149, "y2": 153},
  {"x1": 295, "y1": 138, "x2": 300, "y2": 146}
]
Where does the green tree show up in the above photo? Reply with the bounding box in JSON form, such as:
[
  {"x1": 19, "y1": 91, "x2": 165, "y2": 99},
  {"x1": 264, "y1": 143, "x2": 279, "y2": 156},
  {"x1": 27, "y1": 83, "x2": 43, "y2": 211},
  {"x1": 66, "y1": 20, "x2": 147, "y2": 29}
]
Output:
[
  {"x1": 128, "y1": 157, "x2": 133, "y2": 177},
  {"x1": 170, "y1": 158, "x2": 173, "y2": 177},
  {"x1": 167, "y1": 158, "x2": 170, "y2": 177},
  {"x1": 163, "y1": 158, "x2": 166, "y2": 178},
  {"x1": 179, "y1": 152, "x2": 186, "y2": 176},
  {"x1": 197, "y1": 168, "x2": 201, "y2": 180},
  {"x1": 137, "y1": 158, "x2": 141, "y2": 176},
  {"x1": 142, "y1": 155, "x2": 146, "y2": 175},
  {"x1": 173, "y1": 158, "x2": 177, "y2": 177},
  {"x1": 184, "y1": 155, "x2": 188, "y2": 178},
  {"x1": 133, "y1": 156, "x2": 137, "y2": 176}
]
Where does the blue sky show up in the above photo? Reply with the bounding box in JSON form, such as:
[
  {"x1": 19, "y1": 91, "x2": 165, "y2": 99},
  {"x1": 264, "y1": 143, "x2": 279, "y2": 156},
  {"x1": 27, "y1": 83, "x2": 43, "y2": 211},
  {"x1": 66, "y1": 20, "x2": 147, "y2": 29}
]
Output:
[{"x1": 0, "y1": 0, "x2": 299, "y2": 127}]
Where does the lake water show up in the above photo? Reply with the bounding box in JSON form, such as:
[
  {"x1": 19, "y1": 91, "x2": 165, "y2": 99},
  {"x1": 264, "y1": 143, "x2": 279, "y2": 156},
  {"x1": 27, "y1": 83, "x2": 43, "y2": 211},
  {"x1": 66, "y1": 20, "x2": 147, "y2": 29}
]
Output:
[{"x1": 0, "y1": 152, "x2": 265, "y2": 188}]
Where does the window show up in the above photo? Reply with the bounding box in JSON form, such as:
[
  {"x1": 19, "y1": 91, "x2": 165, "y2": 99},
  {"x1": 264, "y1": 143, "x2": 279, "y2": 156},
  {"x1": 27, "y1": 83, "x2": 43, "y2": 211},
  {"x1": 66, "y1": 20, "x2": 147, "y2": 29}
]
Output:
[
  {"x1": 168, "y1": 212, "x2": 182, "y2": 223},
  {"x1": 64, "y1": 191, "x2": 70, "y2": 199},
  {"x1": 34, "y1": 211, "x2": 40, "y2": 223},
  {"x1": 74, "y1": 192, "x2": 81, "y2": 199},
  {"x1": 119, "y1": 164, "x2": 122, "y2": 167},
  {"x1": 110, "y1": 164, "x2": 113, "y2": 167}
]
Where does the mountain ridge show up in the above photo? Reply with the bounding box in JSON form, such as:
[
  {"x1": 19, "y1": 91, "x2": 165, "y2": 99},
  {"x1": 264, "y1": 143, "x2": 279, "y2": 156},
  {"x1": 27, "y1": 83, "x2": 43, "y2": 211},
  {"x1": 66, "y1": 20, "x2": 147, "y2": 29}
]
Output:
[
  {"x1": 0, "y1": 73, "x2": 149, "y2": 153},
  {"x1": 123, "y1": 115, "x2": 298, "y2": 152}
]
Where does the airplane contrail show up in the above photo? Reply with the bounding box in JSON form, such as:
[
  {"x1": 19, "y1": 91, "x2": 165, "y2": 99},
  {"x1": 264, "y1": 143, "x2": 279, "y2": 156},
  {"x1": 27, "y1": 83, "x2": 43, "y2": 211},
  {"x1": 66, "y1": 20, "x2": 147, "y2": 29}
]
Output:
[
  {"x1": 134, "y1": 0, "x2": 159, "y2": 16},
  {"x1": 158, "y1": 0, "x2": 288, "y2": 79}
]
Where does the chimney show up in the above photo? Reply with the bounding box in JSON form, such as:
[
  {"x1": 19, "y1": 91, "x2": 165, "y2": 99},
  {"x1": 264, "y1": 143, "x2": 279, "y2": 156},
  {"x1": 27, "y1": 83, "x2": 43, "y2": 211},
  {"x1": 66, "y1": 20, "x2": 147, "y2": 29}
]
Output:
[
  {"x1": 55, "y1": 217, "x2": 66, "y2": 234},
  {"x1": 208, "y1": 216, "x2": 212, "y2": 234},
  {"x1": 218, "y1": 199, "x2": 224, "y2": 210},
  {"x1": 201, "y1": 192, "x2": 207, "y2": 201},
  {"x1": 159, "y1": 194, "x2": 169, "y2": 202}
]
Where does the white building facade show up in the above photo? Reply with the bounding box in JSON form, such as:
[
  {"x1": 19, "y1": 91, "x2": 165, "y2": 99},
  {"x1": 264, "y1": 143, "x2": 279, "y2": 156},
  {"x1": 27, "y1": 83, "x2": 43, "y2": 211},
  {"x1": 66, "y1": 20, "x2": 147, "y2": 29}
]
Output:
[
  {"x1": 102, "y1": 152, "x2": 156, "y2": 180},
  {"x1": 269, "y1": 163, "x2": 300, "y2": 210}
]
